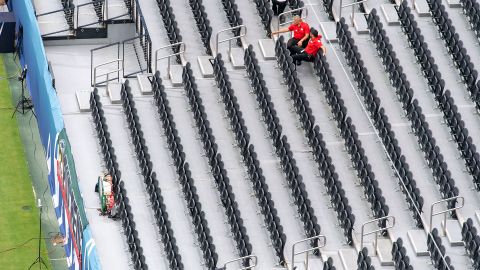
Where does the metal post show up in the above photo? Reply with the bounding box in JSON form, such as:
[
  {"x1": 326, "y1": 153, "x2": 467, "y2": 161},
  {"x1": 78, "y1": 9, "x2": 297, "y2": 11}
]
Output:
[
  {"x1": 223, "y1": 255, "x2": 257, "y2": 270},
  {"x1": 290, "y1": 235, "x2": 326, "y2": 270},
  {"x1": 214, "y1": 25, "x2": 247, "y2": 56},
  {"x1": 429, "y1": 196, "x2": 465, "y2": 235},
  {"x1": 360, "y1": 216, "x2": 395, "y2": 255},
  {"x1": 339, "y1": 0, "x2": 343, "y2": 19},
  {"x1": 277, "y1": 7, "x2": 309, "y2": 32},
  {"x1": 351, "y1": 4, "x2": 355, "y2": 26}
]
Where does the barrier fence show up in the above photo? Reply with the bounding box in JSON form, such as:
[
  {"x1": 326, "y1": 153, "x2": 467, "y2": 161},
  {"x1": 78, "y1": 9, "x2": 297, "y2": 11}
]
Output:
[{"x1": 8, "y1": 1, "x2": 101, "y2": 269}]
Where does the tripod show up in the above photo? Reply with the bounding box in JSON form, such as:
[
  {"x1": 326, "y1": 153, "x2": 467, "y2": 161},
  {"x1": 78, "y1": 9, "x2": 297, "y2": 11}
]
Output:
[
  {"x1": 28, "y1": 199, "x2": 48, "y2": 270},
  {"x1": 12, "y1": 66, "x2": 34, "y2": 118}
]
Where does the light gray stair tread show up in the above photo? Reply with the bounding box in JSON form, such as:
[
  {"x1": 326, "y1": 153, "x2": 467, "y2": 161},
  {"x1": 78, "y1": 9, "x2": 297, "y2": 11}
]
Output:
[
  {"x1": 442, "y1": 219, "x2": 464, "y2": 246},
  {"x1": 136, "y1": 73, "x2": 153, "y2": 95},
  {"x1": 407, "y1": 229, "x2": 429, "y2": 256},
  {"x1": 258, "y1": 39, "x2": 276, "y2": 60},
  {"x1": 107, "y1": 82, "x2": 122, "y2": 104},
  {"x1": 169, "y1": 65, "x2": 184, "y2": 87},
  {"x1": 446, "y1": 0, "x2": 461, "y2": 8},
  {"x1": 376, "y1": 238, "x2": 394, "y2": 266},
  {"x1": 230, "y1": 47, "x2": 245, "y2": 69},
  {"x1": 476, "y1": 211, "x2": 480, "y2": 224},
  {"x1": 319, "y1": 22, "x2": 337, "y2": 43},
  {"x1": 197, "y1": 56, "x2": 214, "y2": 78},
  {"x1": 414, "y1": 0, "x2": 432, "y2": 16},
  {"x1": 351, "y1": 13, "x2": 369, "y2": 34},
  {"x1": 339, "y1": 249, "x2": 357, "y2": 270},
  {"x1": 381, "y1": 4, "x2": 400, "y2": 25},
  {"x1": 76, "y1": 90, "x2": 92, "y2": 112}
]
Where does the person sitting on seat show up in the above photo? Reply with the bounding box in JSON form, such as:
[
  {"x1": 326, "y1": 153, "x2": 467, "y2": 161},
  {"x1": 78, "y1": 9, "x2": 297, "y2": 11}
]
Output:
[
  {"x1": 290, "y1": 28, "x2": 326, "y2": 65},
  {"x1": 271, "y1": 15, "x2": 310, "y2": 54}
]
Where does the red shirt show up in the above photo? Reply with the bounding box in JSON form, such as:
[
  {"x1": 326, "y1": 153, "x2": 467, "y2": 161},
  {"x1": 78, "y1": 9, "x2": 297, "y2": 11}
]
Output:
[
  {"x1": 288, "y1": 22, "x2": 310, "y2": 40},
  {"x1": 304, "y1": 36, "x2": 323, "y2": 56}
]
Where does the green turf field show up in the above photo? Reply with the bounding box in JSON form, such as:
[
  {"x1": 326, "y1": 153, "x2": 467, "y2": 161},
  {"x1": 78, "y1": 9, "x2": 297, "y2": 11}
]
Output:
[{"x1": 0, "y1": 55, "x2": 51, "y2": 269}]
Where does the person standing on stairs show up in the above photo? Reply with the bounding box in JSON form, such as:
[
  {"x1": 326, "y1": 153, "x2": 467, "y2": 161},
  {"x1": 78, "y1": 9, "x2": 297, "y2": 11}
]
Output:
[
  {"x1": 290, "y1": 28, "x2": 326, "y2": 65},
  {"x1": 271, "y1": 15, "x2": 310, "y2": 54}
]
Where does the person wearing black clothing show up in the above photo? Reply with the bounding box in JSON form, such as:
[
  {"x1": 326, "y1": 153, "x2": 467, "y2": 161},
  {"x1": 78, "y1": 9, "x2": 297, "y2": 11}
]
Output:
[{"x1": 272, "y1": 0, "x2": 287, "y2": 16}]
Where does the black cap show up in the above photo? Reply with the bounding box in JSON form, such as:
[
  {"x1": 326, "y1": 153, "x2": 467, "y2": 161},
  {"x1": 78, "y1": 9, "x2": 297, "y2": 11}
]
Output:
[{"x1": 310, "y1": 28, "x2": 319, "y2": 37}]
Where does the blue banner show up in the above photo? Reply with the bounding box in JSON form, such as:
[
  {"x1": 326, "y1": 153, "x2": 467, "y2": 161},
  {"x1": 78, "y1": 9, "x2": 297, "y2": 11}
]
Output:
[{"x1": 9, "y1": 1, "x2": 101, "y2": 269}]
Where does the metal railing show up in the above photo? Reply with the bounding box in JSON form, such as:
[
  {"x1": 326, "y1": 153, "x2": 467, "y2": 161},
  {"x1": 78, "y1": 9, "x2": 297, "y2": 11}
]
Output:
[
  {"x1": 290, "y1": 235, "x2": 326, "y2": 270},
  {"x1": 359, "y1": 216, "x2": 395, "y2": 255},
  {"x1": 340, "y1": 0, "x2": 369, "y2": 26},
  {"x1": 36, "y1": 7, "x2": 75, "y2": 37},
  {"x1": 215, "y1": 25, "x2": 247, "y2": 58},
  {"x1": 222, "y1": 255, "x2": 257, "y2": 270},
  {"x1": 429, "y1": 196, "x2": 465, "y2": 235},
  {"x1": 277, "y1": 7, "x2": 309, "y2": 32},
  {"x1": 93, "y1": 59, "x2": 123, "y2": 87},
  {"x1": 154, "y1": 42, "x2": 186, "y2": 77},
  {"x1": 75, "y1": 0, "x2": 107, "y2": 29}
]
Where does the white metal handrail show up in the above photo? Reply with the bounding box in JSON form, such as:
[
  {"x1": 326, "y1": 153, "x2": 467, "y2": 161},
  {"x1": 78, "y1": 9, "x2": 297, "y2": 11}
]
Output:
[
  {"x1": 339, "y1": 0, "x2": 369, "y2": 25},
  {"x1": 154, "y1": 42, "x2": 186, "y2": 77},
  {"x1": 429, "y1": 196, "x2": 464, "y2": 235},
  {"x1": 93, "y1": 59, "x2": 123, "y2": 86},
  {"x1": 291, "y1": 235, "x2": 326, "y2": 270},
  {"x1": 360, "y1": 216, "x2": 395, "y2": 255},
  {"x1": 277, "y1": 7, "x2": 309, "y2": 32},
  {"x1": 222, "y1": 255, "x2": 257, "y2": 270},
  {"x1": 215, "y1": 25, "x2": 247, "y2": 58}
]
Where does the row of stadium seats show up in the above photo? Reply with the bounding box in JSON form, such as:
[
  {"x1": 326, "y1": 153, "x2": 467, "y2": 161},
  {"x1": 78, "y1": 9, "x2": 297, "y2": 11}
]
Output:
[
  {"x1": 337, "y1": 18, "x2": 424, "y2": 227},
  {"x1": 428, "y1": 229, "x2": 455, "y2": 270},
  {"x1": 323, "y1": 257, "x2": 336, "y2": 270},
  {"x1": 321, "y1": 0, "x2": 335, "y2": 20},
  {"x1": 90, "y1": 89, "x2": 148, "y2": 270},
  {"x1": 244, "y1": 45, "x2": 322, "y2": 249},
  {"x1": 93, "y1": 0, "x2": 105, "y2": 22},
  {"x1": 425, "y1": 0, "x2": 480, "y2": 107},
  {"x1": 357, "y1": 248, "x2": 374, "y2": 270},
  {"x1": 397, "y1": 1, "x2": 480, "y2": 190},
  {"x1": 274, "y1": 38, "x2": 356, "y2": 243},
  {"x1": 462, "y1": 218, "x2": 480, "y2": 268},
  {"x1": 61, "y1": 0, "x2": 75, "y2": 30},
  {"x1": 460, "y1": 0, "x2": 480, "y2": 40},
  {"x1": 367, "y1": 10, "x2": 459, "y2": 209},
  {"x1": 151, "y1": 73, "x2": 219, "y2": 269},
  {"x1": 188, "y1": 0, "x2": 213, "y2": 54},
  {"x1": 156, "y1": 0, "x2": 183, "y2": 61},
  {"x1": 120, "y1": 81, "x2": 184, "y2": 270},
  {"x1": 220, "y1": 0, "x2": 243, "y2": 46},
  {"x1": 391, "y1": 238, "x2": 414, "y2": 270},
  {"x1": 211, "y1": 53, "x2": 287, "y2": 265},
  {"x1": 312, "y1": 45, "x2": 390, "y2": 224},
  {"x1": 182, "y1": 64, "x2": 252, "y2": 266},
  {"x1": 252, "y1": 0, "x2": 273, "y2": 36},
  {"x1": 287, "y1": 0, "x2": 305, "y2": 11}
]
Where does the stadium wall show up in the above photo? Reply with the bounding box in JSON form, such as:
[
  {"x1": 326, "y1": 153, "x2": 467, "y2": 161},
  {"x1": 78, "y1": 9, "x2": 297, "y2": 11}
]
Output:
[{"x1": 8, "y1": 1, "x2": 101, "y2": 269}]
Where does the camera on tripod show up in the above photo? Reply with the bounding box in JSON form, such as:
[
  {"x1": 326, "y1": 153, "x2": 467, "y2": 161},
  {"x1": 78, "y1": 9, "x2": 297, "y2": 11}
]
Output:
[{"x1": 12, "y1": 64, "x2": 34, "y2": 118}]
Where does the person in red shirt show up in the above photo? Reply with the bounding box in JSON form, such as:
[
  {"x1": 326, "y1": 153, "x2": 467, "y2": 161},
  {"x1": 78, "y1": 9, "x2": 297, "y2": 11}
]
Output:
[
  {"x1": 290, "y1": 28, "x2": 326, "y2": 65},
  {"x1": 271, "y1": 15, "x2": 310, "y2": 53}
]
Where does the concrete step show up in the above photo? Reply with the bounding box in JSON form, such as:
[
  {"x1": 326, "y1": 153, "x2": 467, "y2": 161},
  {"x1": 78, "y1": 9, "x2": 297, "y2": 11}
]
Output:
[
  {"x1": 446, "y1": 0, "x2": 461, "y2": 8},
  {"x1": 136, "y1": 73, "x2": 153, "y2": 95},
  {"x1": 442, "y1": 219, "x2": 464, "y2": 246},
  {"x1": 197, "y1": 56, "x2": 214, "y2": 78},
  {"x1": 230, "y1": 47, "x2": 245, "y2": 69},
  {"x1": 381, "y1": 4, "x2": 400, "y2": 25},
  {"x1": 168, "y1": 65, "x2": 184, "y2": 87},
  {"x1": 107, "y1": 82, "x2": 122, "y2": 104},
  {"x1": 376, "y1": 237, "x2": 394, "y2": 266},
  {"x1": 407, "y1": 229, "x2": 429, "y2": 256},
  {"x1": 76, "y1": 90, "x2": 92, "y2": 112},
  {"x1": 258, "y1": 39, "x2": 276, "y2": 60},
  {"x1": 338, "y1": 248, "x2": 357, "y2": 270},
  {"x1": 351, "y1": 13, "x2": 369, "y2": 34},
  {"x1": 414, "y1": 0, "x2": 432, "y2": 17}
]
